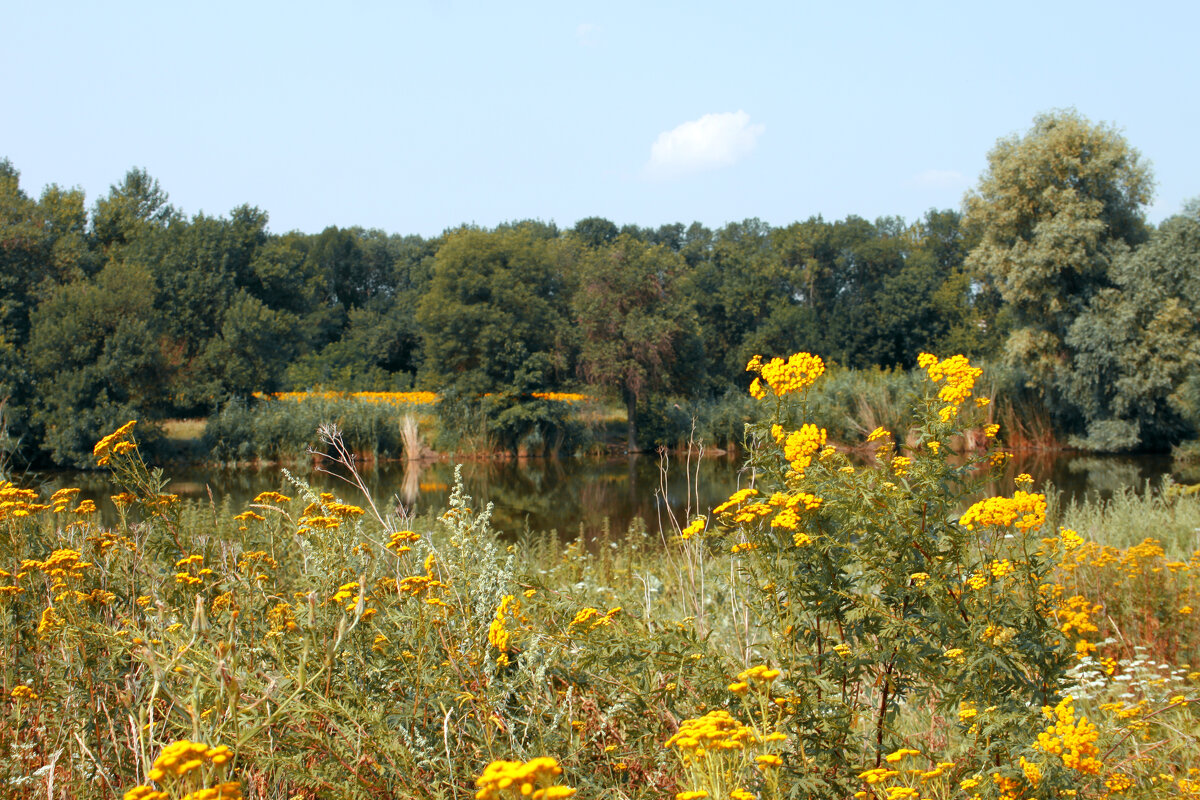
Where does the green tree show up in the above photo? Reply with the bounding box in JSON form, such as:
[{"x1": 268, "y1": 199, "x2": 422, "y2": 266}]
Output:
[
  {"x1": 573, "y1": 234, "x2": 699, "y2": 451},
  {"x1": 91, "y1": 167, "x2": 176, "y2": 253},
  {"x1": 683, "y1": 219, "x2": 795, "y2": 385},
  {"x1": 199, "y1": 291, "x2": 301, "y2": 399},
  {"x1": 0, "y1": 160, "x2": 96, "y2": 464},
  {"x1": 963, "y1": 109, "x2": 1154, "y2": 378},
  {"x1": 418, "y1": 225, "x2": 572, "y2": 395},
  {"x1": 121, "y1": 206, "x2": 271, "y2": 411},
  {"x1": 417, "y1": 225, "x2": 575, "y2": 452},
  {"x1": 1060, "y1": 211, "x2": 1200, "y2": 449},
  {"x1": 285, "y1": 302, "x2": 422, "y2": 391},
  {"x1": 572, "y1": 217, "x2": 619, "y2": 249},
  {"x1": 0, "y1": 161, "x2": 94, "y2": 346},
  {"x1": 26, "y1": 262, "x2": 167, "y2": 466}
]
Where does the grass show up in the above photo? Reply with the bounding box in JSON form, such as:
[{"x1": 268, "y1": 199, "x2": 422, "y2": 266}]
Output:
[
  {"x1": 6, "y1": 357, "x2": 1199, "y2": 800},
  {"x1": 162, "y1": 419, "x2": 207, "y2": 442},
  {"x1": 1058, "y1": 479, "x2": 1200, "y2": 556}
]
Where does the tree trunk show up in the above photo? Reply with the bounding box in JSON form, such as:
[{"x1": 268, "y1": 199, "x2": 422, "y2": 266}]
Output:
[{"x1": 624, "y1": 387, "x2": 639, "y2": 453}]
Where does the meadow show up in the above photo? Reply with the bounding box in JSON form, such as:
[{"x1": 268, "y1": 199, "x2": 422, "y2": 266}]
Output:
[{"x1": 1, "y1": 354, "x2": 1198, "y2": 800}]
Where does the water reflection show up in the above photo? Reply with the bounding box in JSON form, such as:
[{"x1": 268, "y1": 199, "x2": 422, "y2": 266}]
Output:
[{"x1": 28, "y1": 450, "x2": 1187, "y2": 534}]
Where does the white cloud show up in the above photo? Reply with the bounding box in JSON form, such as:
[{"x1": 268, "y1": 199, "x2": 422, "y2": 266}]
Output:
[
  {"x1": 646, "y1": 111, "x2": 765, "y2": 179},
  {"x1": 576, "y1": 23, "x2": 600, "y2": 47},
  {"x1": 912, "y1": 169, "x2": 967, "y2": 189}
]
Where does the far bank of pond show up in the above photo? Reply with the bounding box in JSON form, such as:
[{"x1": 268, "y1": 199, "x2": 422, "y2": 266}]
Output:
[{"x1": 29, "y1": 450, "x2": 1190, "y2": 536}]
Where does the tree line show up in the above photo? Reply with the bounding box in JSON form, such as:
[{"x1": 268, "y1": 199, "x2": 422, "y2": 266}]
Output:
[{"x1": 1, "y1": 109, "x2": 1197, "y2": 467}]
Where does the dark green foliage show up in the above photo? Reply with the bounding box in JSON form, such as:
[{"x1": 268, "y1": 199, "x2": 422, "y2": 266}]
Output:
[
  {"x1": 1061, "y1": 212, "x2": 1200, "y2": 450},
  {"x1": 417, "y1": 225, "x2": 581, "y2": 454},
  {"x1": 572, "y1": 216, "x2": 619, "y2": 249},
  {"x1": 417, "y1": 224, "x2": 573, "y2": 397},
  {"x1": 26, "y1": 262, "x2": 168, "y2": 466},
  {"x1": 634, "y1": 396, "x2": 694, "y2": 450},
  {"x1": 574, "y1": 234, "x2": 702, "y2": 450},
  {"x1": 90, "y1": 167, "x2": 177, "y2": 253},
  {"x1": 200, "y1": 291, "x2": 302, "y2": 401},
  {"x1": 286, "y1": 302, "x2": 421, "y2": 391}
]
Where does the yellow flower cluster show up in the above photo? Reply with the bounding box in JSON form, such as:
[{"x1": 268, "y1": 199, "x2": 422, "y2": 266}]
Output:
[
  {"x1": 958, "y1": 491, "x2": 1047, "y2": 532},
  {"x1": 530, "y1": 392, "x2": 591, "y2": 404},
  {"x1": 680, "y1": 516, "x2": 707, "y2": 539},
  {"x1": 174, "y1": 554, "x2": 212, "y2": 588},
  {"x1": 386, "y1": 529, "x2": 420, "y2": 554},
  {"x1": 729, "y1": 503, "x2": 772, "y2": 524},
  {"x1": 783, "y1": 424, "x2": 826, "y2": 476},
  {"x1": 664, "y1": 710, "x2": 758, "y2": 762},
  {"x1": 0, "y1": 483, "x2": 47, "y2": 521},
  {"x1": 988, "y1": 559, "x2": 1014, "y2": 578},
  {"x1": 266, "y1": 602, "x2": 298, "y2": 635},
  {"x1": 93, "y1": 420, "x2": 138, "y2": 466},
  {"x1": 1104, "y1": 773, "x2": 1133, "y2": 793},
  {"x1": 767, "y1": 491, "x2": 819, "y2": 511},
  {"x1": 474, "y1": 757, "x2": 574, "y2": 800},
  {"x1": 569, "y1": 606, "x2": 621, "y2": 631},
  {"x1": 1034, "y1": 696, "x2": 1101, "y2": 775},
  {"x1": 21, "y1": 548, "x2": 92, "y2": 582},
  {"x1": 489, "y1": 594, "x2": 520, "y2": 666},
  {"x1": 713, "y1": 488, "x2": 759, "y2": 515},
  {"x1": 858, "y1": 767, "x2": 900, "y2": 784},
  {"x1": 49, "y1": 487, "x2": 79, "y2": 513},
  {"x1": 149, "y1": 741, "x2": 234, "y2": 780},
  {"x1": 765, "y1": 491, "x2": 822, "y2": 532},
  {"x1": 917, "y1": 353, "x2": 982, "y2": 406},
  {"x1": 727, "y1": 664, "x2": 781, "y2": 694},
  {"x1": 37, "y1": 606, "x2": 63, "y2": 635},
  {"x1": 746, "y1": 352, "x2": 825, "y2": 399},
  {"x1": 128, "y1": 785, "x2": 243, "y2": 800},
  {"x1": 399, "y1": 553, "x2": 449, "y2": 604},
  {"x1": 122, "y1": 740, "x2": 242, "y2": 800},
  {"x1": 331, "y1": 580, "x2": 361, "y2": 609},
  {"x1": 1057, "y1": 595, "x2": 1101, "y2": 637}
]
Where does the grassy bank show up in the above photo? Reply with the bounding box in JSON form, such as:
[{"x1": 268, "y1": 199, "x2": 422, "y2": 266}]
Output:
[
  {"x1": 155, "y1": 362, "x2": 1059, "y2": 467},
  {"x1": 3, "y1": 355, "x2": 1197, "y2": 799}
]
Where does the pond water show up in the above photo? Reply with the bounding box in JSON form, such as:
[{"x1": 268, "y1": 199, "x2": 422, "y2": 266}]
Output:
[{"x1": 27, "y1": 449, "x2": 1191, "y2": 536}]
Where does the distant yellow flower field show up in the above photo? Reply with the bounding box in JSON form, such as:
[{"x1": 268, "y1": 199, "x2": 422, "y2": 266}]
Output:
[
  {"x1": 253, "y1": 390, "x2": 440, "y2": 405},
  {"x1": 253, "y1": 390, "x2": 592, "y2": 405}
]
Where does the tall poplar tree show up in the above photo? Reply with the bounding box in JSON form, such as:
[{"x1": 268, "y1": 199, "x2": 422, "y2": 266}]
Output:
[
  {"x1": 573, "y1": 234, "x2": 698, "y2": 451},
  {"x1": 963, "y1": 109, "x2": 1154, "y2": 378}
]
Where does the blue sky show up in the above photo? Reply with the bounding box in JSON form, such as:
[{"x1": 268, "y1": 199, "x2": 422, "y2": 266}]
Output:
[{"x1": 4, "y1": 1, "x2": 1197, "y2": 236}]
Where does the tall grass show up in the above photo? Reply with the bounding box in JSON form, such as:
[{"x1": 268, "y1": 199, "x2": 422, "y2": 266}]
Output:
[
  {"x1": 5, "y1": 356, "x2": 1200, "y2": 799},
  {"x1": 202, "y1": 398, "x2": 421, "y2": 463},
  {"x1": 1058, "y1": 479, "x2": 1200, "y2": 556}
]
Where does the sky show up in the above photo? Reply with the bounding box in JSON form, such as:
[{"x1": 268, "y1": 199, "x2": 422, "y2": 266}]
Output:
[{"x1": 3, "y1": 1, "x2": 1197, "y2": 237}]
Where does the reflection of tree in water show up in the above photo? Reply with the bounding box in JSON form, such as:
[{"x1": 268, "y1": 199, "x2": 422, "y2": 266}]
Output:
[
  {"x1": 43, "y1": 451, "x2": 1180, "y2": 537},
  {"x1": 979, "y1": 452, "x2": 1178, "y2": 506},
  {"x1": 576, "y1": 469, "x2": 624, "y2": 536},
  {"x1": 1063, "y1": 457, "x2": 1155, "y2": 499}
]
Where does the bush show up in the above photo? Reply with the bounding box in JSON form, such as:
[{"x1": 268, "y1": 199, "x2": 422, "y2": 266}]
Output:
[{"x1": 202, "y1": 396, "x2": 409, "y2": 462}]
